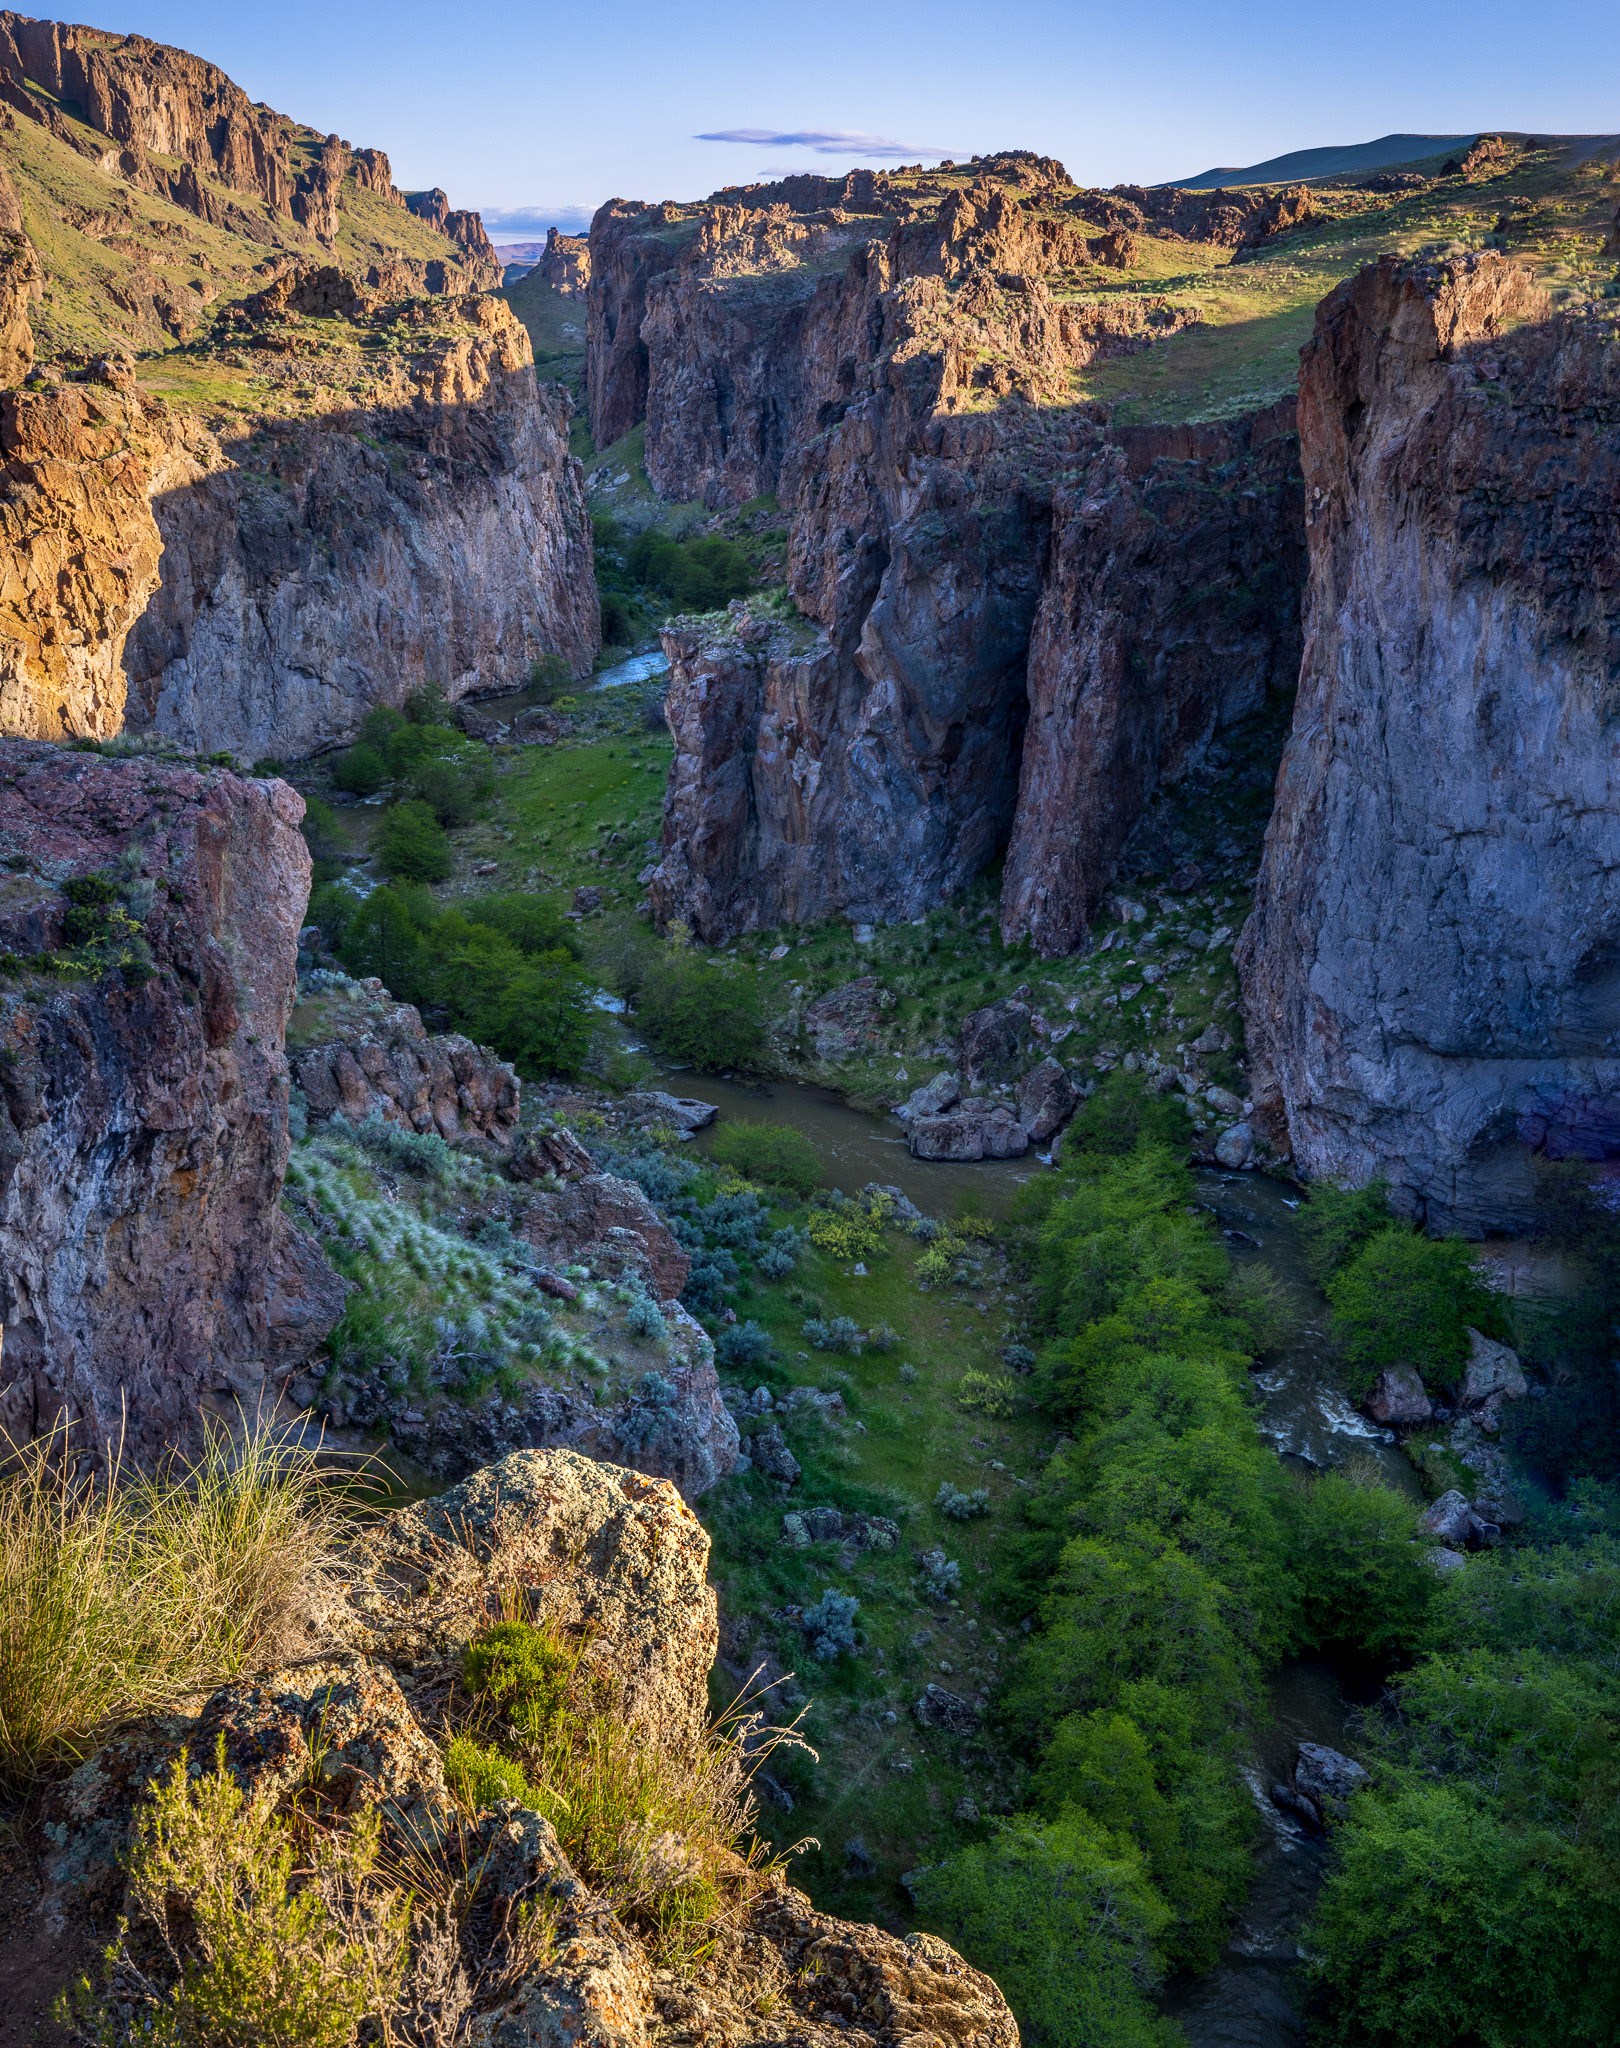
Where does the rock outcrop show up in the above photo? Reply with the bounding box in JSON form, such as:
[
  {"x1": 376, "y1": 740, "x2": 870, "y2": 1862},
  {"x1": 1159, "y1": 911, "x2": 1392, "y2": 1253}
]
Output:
[
  {"x1": 0, "y1": 372, "x2": 214, "y2": 740},
  {"x1": 539, "y1": 225, "x2": 590, "y2": 295},
  {"x1": 999, "y1": 403, "x2": 1305, "y2": 953},
  {"x1": 1238, "y1": 252, "x2": 1620, "y2": 1231},
  {"x1": 124, "y1": 300, "x2": 598, "y2": 758},
  {"x1": 45, "y1": 1446, "x2": 1019, "y2": 2048},
  {"x1": 292, "y1": 994, "x2": 521, "y2": 1148},
  {"x1": 0, "y1": 741, "x2": 338, "y2": 1461},
  {"x1": 626, "y1": 166, "x2": 1305, "y2": 946}
]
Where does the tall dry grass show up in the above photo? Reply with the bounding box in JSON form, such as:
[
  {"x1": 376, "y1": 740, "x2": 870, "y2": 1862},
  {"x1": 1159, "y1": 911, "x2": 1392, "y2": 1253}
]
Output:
[{"x1": 0, "y1": 1418, "x2": 342, "y2": 1795}]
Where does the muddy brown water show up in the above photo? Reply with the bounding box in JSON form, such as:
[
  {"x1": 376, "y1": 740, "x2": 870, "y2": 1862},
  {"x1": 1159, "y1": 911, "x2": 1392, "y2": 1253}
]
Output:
[{"x1": 652, "y1": 1064, "x2": 1395, "y2": 2045}]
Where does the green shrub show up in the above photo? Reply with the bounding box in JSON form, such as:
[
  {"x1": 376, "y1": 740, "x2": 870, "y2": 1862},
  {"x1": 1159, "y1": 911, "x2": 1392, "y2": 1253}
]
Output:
[
  {"x1": 600, "y1": 591, "x2": 633, "y2": 643},
  {"x1": 462, "y1": 892, "x2": 583, "y2": 960},
  {"x1": 445, "y1": 1731, "x2": 533, "y2": 1809},
  {"x1": 1327, "y1": 1227, "x2": 1495, "y2": 1393},
  {"x1": 1227, "y1": 1261, "x2": 1302, "y2": 1356},
  {"x1": 915, "y1": 1812, "x2": 1178, "y2": 2048},
  {"x1": 299, "y1": 796, "x2": 346, "y2": 880},
  {"x1": 1289, "y1": 1467, "x2": 1435, "y2": 1659},
  {"x1": 328, "y1": 743, "x2": 388, "y2": 796},
  {"x1": 1062, "y1": 1072, "x2": 1193, "y2": 1158},
  {"x1": 635, "y1": 951, "x2": 764, "y2": 1071},
  {"x1": 956, "y1": 1370, "x2": 1019, "y2": 1418},
  {"x1": 710, "y1": 1120, "x2": 821, "y2": 1196},
  {"x1": 375, "y1": 800, "x2": 452, "y2": 883},
  {"x1": 403, "y1": 681, "x2": 452, "y2": 726},
  {"x1": 527, "y1": 652, "x2": 572, "y2": 701},
  {"x1": 626, "y1": 531, "x2": 753, "y2": 612},
  {"x1": 1296, "y1": 1176, "x2": 1393, "y2": 1282},
  {"x1": 463, "y1": 1618, "x2": 577, "y2": 1740},
  {"x1": 66, "y1": 1742, "x2": 408, "y2": 2047}
]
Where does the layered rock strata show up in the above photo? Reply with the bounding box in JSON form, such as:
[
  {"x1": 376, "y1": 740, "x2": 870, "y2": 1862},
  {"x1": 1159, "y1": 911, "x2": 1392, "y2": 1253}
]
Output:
[
  {"x1": 1238, "y1": 251, "x2": 1620, "y2": 1231},
  {"x1": 0, "y1": 741, "x2": 339, "y2": 1460},
  {"x1": 124, "y1": 299, "x2": 598, "y2": 758},
  {"x1": 292, "y1": 995, "x2": 521, "y2": 1148}
]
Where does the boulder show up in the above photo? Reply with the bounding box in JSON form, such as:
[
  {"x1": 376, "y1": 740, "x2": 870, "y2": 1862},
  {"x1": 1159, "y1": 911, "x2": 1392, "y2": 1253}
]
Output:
[
  {"x1": 1294, "y1": 1743, "x2": 1369, "y2": 1822},
  {"x1": 1214, "y1": 1122, "x2": 1255, "y2": 1168},
  {"x1": 802, "y1": 975, "x2": 887, "y2": 1062},
  {"x1": 896, "y1": 1071, "x2": 961, "y2": 1124},
  {"x1": 624, "y1": 1089, "x2": 718, "y2": 1131},
  {"x1": 509, "y1": 1124, "x2": 596, "y2": 1181},
  {"x1": 909, "y1": 1101, "x2": 1030, "y2": 1161},
  {"x1": 1417, "y1": 1487, "x2": 1500, "y2": 1550},
  {"x1": 782, "y1": 1507, "x2": 900, "y2": 1552},
  {"x1": 1017, "y1": 1056, "x2": 1078, "y2": 1142},
  {"x1": 292, "y1": 996, "x2": 520, "y2": 1149},
  {"x1": 1461, "y1": 1327, "x2": 1528, "y2": 1408},
  {"x1": 749, "y1": 1422, "x2": 800, "y2": 1485},
  {"x1": 913, "y1": 1683, "x2": 980, "y2": 1734},
  {"x1": 1365, "y1": 1365, "x2": 1432, "y2": 1427},
  {"x1": 520, "y1": 1171, "x2": 691, "y2": 1300},
  {"x1": 860, "y1": 1181, "x2": 923, "y2": 1221},
  {"x1": 959, "y1": 1000, "x2": 1032, "y2": 1086}
]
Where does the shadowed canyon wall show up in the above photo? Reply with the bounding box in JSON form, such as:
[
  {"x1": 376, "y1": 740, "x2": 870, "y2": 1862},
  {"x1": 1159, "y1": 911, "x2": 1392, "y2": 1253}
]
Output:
[{"x1": 1239, "y1": 251, "x2": 1620, "y2": 1232}]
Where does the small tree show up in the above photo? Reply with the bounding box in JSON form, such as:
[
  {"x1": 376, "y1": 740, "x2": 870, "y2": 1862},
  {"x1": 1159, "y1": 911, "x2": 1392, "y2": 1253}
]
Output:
[
  {"x1": 1327, "y1": 1228, "x2": 1495, "y2": 1392},
  {"x1": 375, "y1": 800, "x2": 452, "y2": 884}
]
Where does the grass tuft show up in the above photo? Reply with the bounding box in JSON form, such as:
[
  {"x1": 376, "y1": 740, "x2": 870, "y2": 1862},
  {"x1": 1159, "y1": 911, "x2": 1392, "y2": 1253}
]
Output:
[{"x1": 0, "y1": 1418, "x2": 341, "y2": 1794}]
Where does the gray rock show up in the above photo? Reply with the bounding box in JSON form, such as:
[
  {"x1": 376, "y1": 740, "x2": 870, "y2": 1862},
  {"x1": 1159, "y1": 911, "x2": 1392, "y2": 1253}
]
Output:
[
  {"x1": 624, "y1": 1090, "x2": 718, "y2": 1132},
  {"x1": 1365, "y1": 1366, "x2": 1432, "y2": 1427},
  {"x1": 1017, "y1": 1057, "x2": 1079, "y2": 1143},
  {"x1": 1417, "y1": 1486, "x2": 1500, "y2": 1550},
  {"x1": 959, "y1": 1000, "x2": 1033, "y2": 1086},
  {"x1": 1461, "y1": 1327, "x2": 1527, "y2": 1408},
  {"x1": 860, "y1": 1181, "x2": 923, "y2": 1221},
  {"x1": 1214, "y1": 1122, "x2": 1255, "y2": 1168},
  {"x1": 1205, "y1": 1085, "x2": 1246, "y2": 1119},
  {"x1": 909, "y1": 1101, "x2": 1030, "y2": 1162},
  {"x1": 1294, "y1": 1743, "x2": 1369, "y2": 1821},
  {"x1": 895, "y1": 1073, "x2": 961, "y2": 1125},
  {"x1": 750, "y1": 1423, "x2": 800, "y2": 1485},
  {"x1": 1239, "y1": 252, "x2": 1620, "y2": 1235}
]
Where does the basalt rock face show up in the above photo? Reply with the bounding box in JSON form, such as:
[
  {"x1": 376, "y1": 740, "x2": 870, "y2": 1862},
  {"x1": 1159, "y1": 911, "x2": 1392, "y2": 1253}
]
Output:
[
  {"x1": 292, "y1": 998, "x2": 521, "y2": 1149},
  {"x1": 0, "y1": 373, "x2": 214, "y2": 740},
  {"x1": 1239, "y1": 251, "x2": 1620, "y2": 1232},
  {"x1": 124, "y1": 300, "x2": 598, "y2": 759},
  {"x1": 616, "y1": 164, "x2": 1303, "y2": 946},
  {"x1": 0, "y1": 742, "x2": 337, "y2": 1462},
  {"x1": 1000, "y1": 401, "x2": 1305, "y2": 953}
]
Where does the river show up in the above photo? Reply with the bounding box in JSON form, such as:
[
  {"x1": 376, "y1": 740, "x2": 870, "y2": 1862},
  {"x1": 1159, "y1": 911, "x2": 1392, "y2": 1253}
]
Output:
[{"x1": 655, "y1": 1064, "x2": 1395, "y2": 2046}]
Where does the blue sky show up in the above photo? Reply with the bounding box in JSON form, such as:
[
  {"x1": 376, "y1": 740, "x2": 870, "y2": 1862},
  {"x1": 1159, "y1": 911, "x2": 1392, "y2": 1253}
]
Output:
[{"x1": 70, "y1": 0, "x2": 1620, "y2": 237}]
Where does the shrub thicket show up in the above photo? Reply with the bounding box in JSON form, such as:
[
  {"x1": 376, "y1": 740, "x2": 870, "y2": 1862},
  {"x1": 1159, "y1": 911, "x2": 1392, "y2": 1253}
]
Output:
[
  {"x1": 634, "y1": 949, "x2": 765, "y2": 1072},
  {"x1": 1326, "y1": 1227, "x2": 1497, "y2": 1394},
  {"x1": 709, "y1": 1120, "x2": 822, "y2": 1197},
  {"x1": 311, "y1": 884, "x2": 594, "y2": 1078}
]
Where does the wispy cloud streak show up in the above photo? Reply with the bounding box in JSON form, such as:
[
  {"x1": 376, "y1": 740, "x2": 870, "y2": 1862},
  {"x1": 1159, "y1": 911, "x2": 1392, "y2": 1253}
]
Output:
[{"x1": 695, "y1": 127, "x2": 950, "y2": 158}]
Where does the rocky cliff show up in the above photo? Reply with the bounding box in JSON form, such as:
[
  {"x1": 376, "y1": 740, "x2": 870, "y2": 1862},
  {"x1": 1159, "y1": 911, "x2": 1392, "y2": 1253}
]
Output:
[
  {"x1": 124, "y1": 296, "x2": 598, "y2": 759},
  {"x1": 1000, "y1": 402, "x2": 1305, "y2": 953},
  {"x1": 0, "y1": 741, "x2": 341, "y2": 1462},
  {"x1": 539, "y1": 224, "x2": 590, "y2": 295},
  {"x1": 1238, "y1": 251, "x2": 1620, "y2": 1231},
  {"x1": 0, "y1": 10, "x2": 499, "y2": 289},
  {"x1": 615, "y1": 158, "x2": 1307, "y2": 946},
  {"x1": 0, "y1": 364, "x2": 215, "y2": 739}
]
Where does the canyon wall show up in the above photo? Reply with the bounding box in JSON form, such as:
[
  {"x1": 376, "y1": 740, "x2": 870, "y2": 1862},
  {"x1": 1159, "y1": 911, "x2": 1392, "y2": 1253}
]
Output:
[
  {"x1": 1000, "y1": 402, "x2": 1305, "y2": 953},
  {"x1": 0, "y1": 366, "x2": 217, "y2": 739},
  {"x1": 1239, "y1": 251, "x2": 1620, "y2": 1232},
  {"x1": 125, "y1": 300, "x2": 598, "y2": 759},
  {"x1": 623, "y1": 167, "x2": 1305, "y2": 943},
  {"x1": 0, "y1": 743, "x2": 340, "y2": 1462}
]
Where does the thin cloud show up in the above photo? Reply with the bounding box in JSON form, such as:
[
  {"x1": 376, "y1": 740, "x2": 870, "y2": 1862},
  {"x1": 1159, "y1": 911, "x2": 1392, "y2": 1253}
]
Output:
[
  {"x1": 479, "y1": 204, "x2": 596, "y2": 236},
  {"x1": 695, "y1": 127, "x2": 950, "y2": 159}
]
